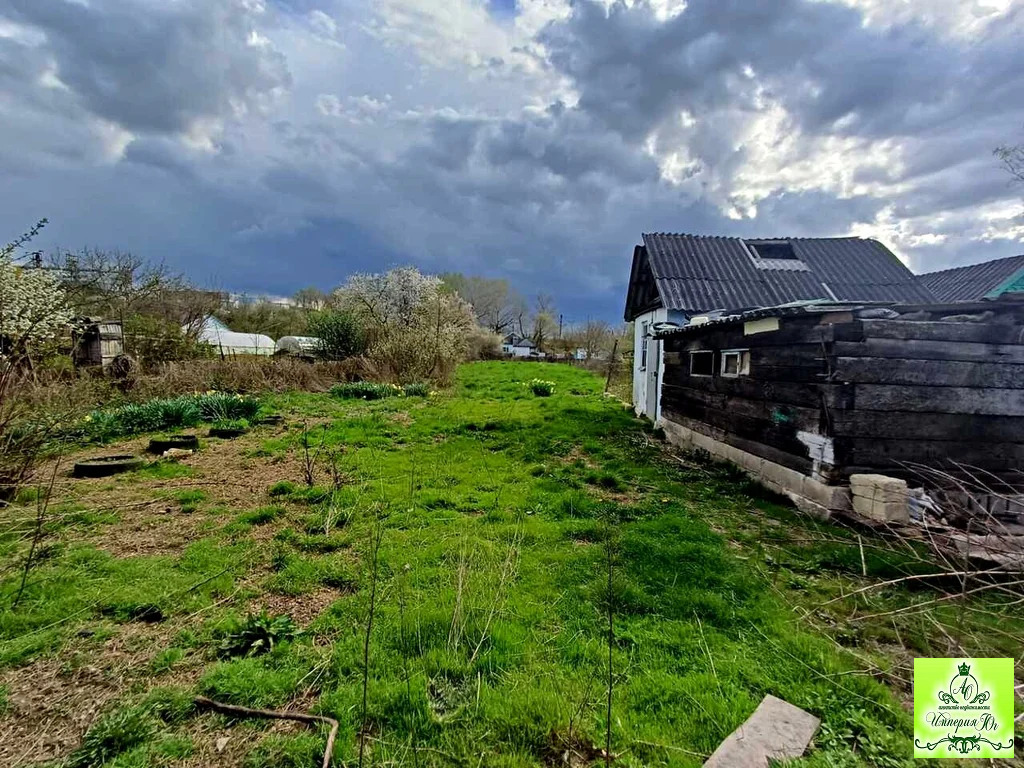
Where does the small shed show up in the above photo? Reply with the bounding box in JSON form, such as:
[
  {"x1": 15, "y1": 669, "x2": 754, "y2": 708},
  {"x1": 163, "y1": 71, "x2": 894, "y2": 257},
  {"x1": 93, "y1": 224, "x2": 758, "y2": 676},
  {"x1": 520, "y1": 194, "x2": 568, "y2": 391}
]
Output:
[
  {"x1": 655, "y1": 297, "x2": 1024, "y2": 516},
  {"x1": 72, "y1": 318, "x2": 124, "y2": 369}
]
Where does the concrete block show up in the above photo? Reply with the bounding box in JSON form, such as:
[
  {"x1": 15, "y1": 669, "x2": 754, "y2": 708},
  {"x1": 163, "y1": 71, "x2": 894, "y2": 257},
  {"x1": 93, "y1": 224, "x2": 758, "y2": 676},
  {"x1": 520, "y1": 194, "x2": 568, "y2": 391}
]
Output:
[
  {"x1": 801, "y1": 476, "x2": 851, "y2": 512},
  {"x1": 690, "y1": 430, "x2": 717, "y2": 456},
  {"x1": 738, "y1": 448, "x2": 764, "y2": 476},
  {"x1": 759, "y1": 459, "x2": 805, "y2": 496},
  {"x1": 704, "y1": 695, "x2": 820, "y2": 768},
  {"x1": 787, "y1": 492, "x2": 831, "y2": 520},
  {"x1": 850, "y1": 474, "x2": 908, "y2": 502},
  {"x1": 850, "y1": 474, "x2": 910, "y2": 523}
]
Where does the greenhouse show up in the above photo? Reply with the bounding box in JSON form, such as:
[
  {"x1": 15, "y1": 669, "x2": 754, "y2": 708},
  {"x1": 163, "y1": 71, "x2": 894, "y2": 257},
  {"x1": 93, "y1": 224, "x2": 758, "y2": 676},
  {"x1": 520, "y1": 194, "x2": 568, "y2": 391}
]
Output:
[
  {"x1": 275, "y1": 336, "x2": 322, "y2": 356},
  {"x1": 194, "y1": 316, "x2": 275, "y2": 356}
]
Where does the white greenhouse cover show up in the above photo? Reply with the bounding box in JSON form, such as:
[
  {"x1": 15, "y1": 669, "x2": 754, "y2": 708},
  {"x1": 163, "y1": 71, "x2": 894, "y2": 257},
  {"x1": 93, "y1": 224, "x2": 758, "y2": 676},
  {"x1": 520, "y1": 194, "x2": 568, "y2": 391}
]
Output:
[
  {"x1": 275, "y1": 336, "x2": 321, "y2": 355},
  {"x1": 194, "y1": 317, "x2": 276, "y2": 356}
]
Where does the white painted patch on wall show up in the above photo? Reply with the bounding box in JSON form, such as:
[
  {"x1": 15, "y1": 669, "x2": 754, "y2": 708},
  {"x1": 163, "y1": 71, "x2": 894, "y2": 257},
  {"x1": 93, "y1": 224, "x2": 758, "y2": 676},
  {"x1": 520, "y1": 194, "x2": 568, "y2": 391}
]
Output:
[
  {"x1": 798, "y1": 430, "x2": 835, "y2": 480},
  {"x1": 744, "y1": 317, "x2": 780, "y2": 335}
]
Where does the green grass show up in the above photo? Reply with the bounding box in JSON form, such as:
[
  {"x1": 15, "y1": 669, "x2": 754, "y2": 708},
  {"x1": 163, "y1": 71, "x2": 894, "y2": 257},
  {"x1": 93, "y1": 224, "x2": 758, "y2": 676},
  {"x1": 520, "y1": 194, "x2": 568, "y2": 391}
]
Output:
[{"x1": 1, "y1": 361, "x2": 1020, "y2": 766}]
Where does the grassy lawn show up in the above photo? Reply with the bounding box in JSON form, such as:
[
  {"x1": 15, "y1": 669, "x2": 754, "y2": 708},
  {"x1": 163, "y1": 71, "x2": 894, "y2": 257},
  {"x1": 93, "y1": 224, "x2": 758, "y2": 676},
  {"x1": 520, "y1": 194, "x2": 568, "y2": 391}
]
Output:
[{"x1": 0, "y1": 361, "x2": 1020, "y2": 767}]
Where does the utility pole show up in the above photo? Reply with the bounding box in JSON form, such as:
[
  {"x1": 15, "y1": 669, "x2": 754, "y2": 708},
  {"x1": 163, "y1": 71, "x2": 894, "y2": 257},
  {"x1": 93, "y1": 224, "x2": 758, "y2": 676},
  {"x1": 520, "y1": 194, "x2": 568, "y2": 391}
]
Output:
[{"x1": 558, "y1": 314, "x2": 563, "y2": 338}]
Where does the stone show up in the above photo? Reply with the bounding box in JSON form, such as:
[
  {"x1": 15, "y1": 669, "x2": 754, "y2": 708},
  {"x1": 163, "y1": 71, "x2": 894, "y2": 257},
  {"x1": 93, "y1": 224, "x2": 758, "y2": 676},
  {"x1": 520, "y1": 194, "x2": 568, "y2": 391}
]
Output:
[
  {"x1": 163, "y1": 447, "x2": 195, "y2": 458},
  {"x1": 704, "y1": 695, "x2": 820, "y2": 768},
  {"x1": 850, "y1": 474, "x2": 910, "y2": 523}
]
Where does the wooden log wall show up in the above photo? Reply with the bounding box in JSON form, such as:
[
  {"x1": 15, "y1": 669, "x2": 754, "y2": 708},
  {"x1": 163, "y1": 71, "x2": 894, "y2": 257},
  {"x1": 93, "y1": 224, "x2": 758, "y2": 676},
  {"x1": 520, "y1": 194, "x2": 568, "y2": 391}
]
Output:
[
  {"x1": 831, "y1": 317, "x2": 1024, "y2": 480},
  {"x1": 661, "y1": 307, "x2": 1024, "y2": 485},
  {"x1": 661, "y1": 318, "x2": 837, "y2": 479}
]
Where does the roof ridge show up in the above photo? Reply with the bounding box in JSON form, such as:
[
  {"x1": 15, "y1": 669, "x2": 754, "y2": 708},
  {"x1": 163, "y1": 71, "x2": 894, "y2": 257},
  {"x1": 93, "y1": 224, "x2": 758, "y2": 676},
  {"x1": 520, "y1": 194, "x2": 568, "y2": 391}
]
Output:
[{"x1": 919, "y1": 253, "x2": 1024, "y2": 277}]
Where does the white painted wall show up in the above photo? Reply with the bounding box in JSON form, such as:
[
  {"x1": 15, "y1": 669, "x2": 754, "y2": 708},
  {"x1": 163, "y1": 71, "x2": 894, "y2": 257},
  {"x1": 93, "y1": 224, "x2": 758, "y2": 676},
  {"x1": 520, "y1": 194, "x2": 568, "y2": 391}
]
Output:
[{"x1": 632, "y1": 308, "x2": 687, "y2": 421}]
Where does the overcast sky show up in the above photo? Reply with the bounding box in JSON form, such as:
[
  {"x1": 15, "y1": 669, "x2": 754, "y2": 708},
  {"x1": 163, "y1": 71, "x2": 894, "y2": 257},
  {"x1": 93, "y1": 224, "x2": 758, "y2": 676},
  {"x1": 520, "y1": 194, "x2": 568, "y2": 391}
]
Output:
[{"x1": 2, "y1": 0, "x2": 1023, "y2": 321}]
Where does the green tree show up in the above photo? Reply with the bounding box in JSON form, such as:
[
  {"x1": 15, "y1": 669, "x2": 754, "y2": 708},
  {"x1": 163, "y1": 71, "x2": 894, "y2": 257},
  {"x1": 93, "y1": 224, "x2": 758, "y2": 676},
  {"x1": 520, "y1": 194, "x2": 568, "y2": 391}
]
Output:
[{"x1": 307, "y1": 310, "x2": 366, "y2": 360}]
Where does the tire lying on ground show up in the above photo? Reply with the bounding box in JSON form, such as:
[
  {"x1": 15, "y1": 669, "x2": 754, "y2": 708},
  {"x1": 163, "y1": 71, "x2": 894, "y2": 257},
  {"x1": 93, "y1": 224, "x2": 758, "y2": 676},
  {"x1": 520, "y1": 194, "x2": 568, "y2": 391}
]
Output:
[
  {"x1": 147, "y1": 435, "x2": 200, "y2": 454},
  {"x1": 208, "y1": 426, "x2": 248, "y2": 439},
  {"x1": 73, "y1": 455, "x2": 146, "y2": 478}
]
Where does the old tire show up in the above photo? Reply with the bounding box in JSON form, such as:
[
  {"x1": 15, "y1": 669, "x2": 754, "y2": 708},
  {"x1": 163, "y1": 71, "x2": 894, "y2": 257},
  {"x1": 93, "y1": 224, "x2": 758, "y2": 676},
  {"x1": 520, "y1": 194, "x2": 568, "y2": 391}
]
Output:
[
  {"x1": 209, "y1": 426, "x2": 248, "y2": 439},
  {"x1": 73, "y1": 455, "x2": 146, "y2": 478},
  {"x1": 147, "y1": 435, "x2": 200, "y2": 454}
]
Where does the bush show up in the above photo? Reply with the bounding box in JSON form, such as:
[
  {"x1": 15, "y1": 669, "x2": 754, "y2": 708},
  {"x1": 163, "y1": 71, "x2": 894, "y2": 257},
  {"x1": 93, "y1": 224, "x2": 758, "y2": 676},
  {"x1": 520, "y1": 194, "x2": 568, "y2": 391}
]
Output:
[
  {"x1": 82, "y1": 392, "x2": 261, "y2": 441},
  {"x1": 306, "y1": 310, "x2": 367, "y2": 361},
  {"x1": 530, "y1": 379, "x2": 556, "y2": 397},
  {"x1": 402, "y1": 382, "x2": 430, "y2": 397}
]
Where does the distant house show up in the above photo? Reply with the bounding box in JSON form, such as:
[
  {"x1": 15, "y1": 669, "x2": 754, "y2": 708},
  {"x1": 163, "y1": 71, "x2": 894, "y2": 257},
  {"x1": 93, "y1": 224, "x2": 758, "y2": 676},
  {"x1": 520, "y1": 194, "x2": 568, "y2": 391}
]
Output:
[
  {"x1": 919, "y1": 254, "x2": 1024, "y2": 302},
  {"x1": 502, "y1": 333, "x2": 541, "y2": 358},
  {"x1": 623, "y1": 234, "x2": 935, "y2": 421},
  {"x1": 195, "y1": 316, "x2": 275, "y2": 356}
]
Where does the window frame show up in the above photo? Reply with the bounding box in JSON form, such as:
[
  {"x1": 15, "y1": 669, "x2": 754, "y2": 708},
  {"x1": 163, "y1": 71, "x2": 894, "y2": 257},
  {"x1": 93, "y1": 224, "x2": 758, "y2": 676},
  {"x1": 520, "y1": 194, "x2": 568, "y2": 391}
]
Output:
[
  {"x1": 720, "y1": 348, "x2": 750, "y2": 378},
  {"x1": 689, "y1": 350, "x2": 715, "y2": 377}
]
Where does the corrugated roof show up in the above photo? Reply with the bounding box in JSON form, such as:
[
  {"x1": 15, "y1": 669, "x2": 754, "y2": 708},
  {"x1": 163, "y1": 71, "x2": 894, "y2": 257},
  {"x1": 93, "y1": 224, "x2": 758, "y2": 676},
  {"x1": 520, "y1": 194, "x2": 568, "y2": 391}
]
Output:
[
  {"x1": 918, "y1": 255, "x2": 1024, "y2": 302},
  {"x1": 628, "y1": 234, "x2": 935, "y2": 319}
]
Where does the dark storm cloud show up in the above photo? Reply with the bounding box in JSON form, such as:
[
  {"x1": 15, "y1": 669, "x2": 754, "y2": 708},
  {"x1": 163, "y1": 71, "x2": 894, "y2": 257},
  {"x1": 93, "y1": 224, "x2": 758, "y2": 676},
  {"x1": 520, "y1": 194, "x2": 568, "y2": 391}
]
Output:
[
  {"x1": 0, "y1": 0, "x2": 1022, "y2": 320},
  {"x1": 4, "y1": 0, "x2": 290, "y2": 136}
]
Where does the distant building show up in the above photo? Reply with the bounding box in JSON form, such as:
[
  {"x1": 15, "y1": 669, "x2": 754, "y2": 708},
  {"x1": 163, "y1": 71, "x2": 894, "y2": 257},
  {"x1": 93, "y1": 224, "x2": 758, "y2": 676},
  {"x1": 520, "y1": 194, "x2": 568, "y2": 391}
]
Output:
[
  {"x1": 501, "y1": 333, "x2": 541, "y2": 358},
  {"x1": 623, "y1": 234, "x2": 935, "y2": 422},
  {"x1": 919, "y1": 254, "x2": 1024, "y2": 302}
]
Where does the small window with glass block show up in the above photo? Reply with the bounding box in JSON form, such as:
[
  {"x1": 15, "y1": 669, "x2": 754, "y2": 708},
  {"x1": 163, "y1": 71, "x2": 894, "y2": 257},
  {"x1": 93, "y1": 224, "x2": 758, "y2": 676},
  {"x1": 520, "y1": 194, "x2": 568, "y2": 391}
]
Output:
[{"x1": 720, "y1": 349, "x2": 750, "y2": 377}]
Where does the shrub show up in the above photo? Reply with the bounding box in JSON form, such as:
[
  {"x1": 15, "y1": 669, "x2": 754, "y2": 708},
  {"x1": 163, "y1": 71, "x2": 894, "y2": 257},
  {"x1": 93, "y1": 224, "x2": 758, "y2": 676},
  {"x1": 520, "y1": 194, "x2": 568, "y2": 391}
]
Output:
[
  {"x1": 402, "y1": 382, "x2": 430, "y2": 397},
  {"x1": 530, "y1": 379, "x2": 556, "y2": 397},
  {"x1": 332, "y1": 267, "x2": 475, "y2": 383},
  {"x1": 330, "y1": 381, "x2": 402, "y2": 400},
  {"x1": 307, "y1": 310, "x2": 367, "y2": 361},
  {"x1": 82, "y1": 392, "x2": 262, "y2": 441},
  {"x1": 218, "y1": 611, "x2": 298, "y2": 658}
]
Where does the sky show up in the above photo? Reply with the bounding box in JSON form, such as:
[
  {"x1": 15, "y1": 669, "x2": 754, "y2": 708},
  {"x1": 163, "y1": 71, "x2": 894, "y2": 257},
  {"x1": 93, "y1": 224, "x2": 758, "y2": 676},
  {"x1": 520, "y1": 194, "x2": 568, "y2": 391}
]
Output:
[{"x1": 1, "y1": 0, "x2": 1023, "y2": 322}]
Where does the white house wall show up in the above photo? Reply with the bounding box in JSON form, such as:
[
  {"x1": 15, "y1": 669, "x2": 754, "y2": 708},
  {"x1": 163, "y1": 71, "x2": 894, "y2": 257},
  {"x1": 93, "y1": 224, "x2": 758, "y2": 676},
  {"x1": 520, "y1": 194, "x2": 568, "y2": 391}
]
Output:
[{"x1": 632, "y1": 308, "x2": 687, "y2": 421}]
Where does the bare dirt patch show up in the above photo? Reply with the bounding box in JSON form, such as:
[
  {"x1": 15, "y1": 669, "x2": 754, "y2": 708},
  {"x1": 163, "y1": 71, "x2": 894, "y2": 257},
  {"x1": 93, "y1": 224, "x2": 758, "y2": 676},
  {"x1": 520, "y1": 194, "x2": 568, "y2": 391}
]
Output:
[
  {"x1": 0, "y1": 621, "x2": 182, "y2": 766},
  {"x1": 251, "y1": 587, "x2": 350, "y2": 628}
]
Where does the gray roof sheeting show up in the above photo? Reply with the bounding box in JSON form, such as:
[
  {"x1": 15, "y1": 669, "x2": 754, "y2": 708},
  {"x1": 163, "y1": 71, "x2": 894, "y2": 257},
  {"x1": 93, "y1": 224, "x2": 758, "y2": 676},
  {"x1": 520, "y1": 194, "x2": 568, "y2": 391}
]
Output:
[
  {"x1": 637, "y1": 234, "x2": 935, "y2": 316},
  {"x1": 918, "y1": 255, "x2": 1024, "y2": 302}
]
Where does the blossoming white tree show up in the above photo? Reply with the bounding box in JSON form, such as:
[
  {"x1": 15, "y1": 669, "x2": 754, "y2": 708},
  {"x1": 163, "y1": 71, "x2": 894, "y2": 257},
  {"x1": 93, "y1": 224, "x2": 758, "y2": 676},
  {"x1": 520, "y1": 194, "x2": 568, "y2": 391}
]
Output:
[
  {"x1": 332, "y1": 267, "x2": 475, "y2": 382},
  {"x1": 1, "y1": 221, "x2": 73, "y2": 501},
  {"x1": 0, "y1": 221, "x2": 72, "y2": 362}
]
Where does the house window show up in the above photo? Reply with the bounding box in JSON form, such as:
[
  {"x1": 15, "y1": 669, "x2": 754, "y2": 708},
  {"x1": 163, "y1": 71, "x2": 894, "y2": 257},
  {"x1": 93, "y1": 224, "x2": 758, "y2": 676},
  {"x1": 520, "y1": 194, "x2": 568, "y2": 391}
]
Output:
[
  {"x1": 689, "y1": 350, "x2": 714, "y2": 376},
  {"x1": 639, "y1": 322, "x2": 649, "y2": 370},
  {"x1": 746, "y1": 240, "x2": 798, "y2": 260},
  {"x1": 721, "y1": 349, "x2": 750, "y2": 377}
]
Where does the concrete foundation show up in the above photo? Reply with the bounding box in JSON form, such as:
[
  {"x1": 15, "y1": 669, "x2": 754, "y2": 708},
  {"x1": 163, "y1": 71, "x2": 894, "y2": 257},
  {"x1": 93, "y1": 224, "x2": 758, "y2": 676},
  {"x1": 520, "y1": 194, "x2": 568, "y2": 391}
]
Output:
[{"x1": 661, "y1": 418, "x2": 851, "y2": 518}]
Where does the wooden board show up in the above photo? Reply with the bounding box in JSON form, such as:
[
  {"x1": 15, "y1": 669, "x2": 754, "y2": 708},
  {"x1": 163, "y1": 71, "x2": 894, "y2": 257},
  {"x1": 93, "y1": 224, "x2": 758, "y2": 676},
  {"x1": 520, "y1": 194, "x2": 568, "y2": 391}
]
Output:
[
  {"x1": 859, "y1": 319, "x2": 1024, "y2": 345},
  {"x1": 832, "y1": 411, "x2": 1024, "y2": 442},
  {"x1": 852, "y1": 384, "x2": 1024, "y2": 416},
  {"x1": 835, "y1": 357, "x2": 1024, "y2": 388},
  {"x1": 833, "y1": 339, "x2": 1024, "y2": 364}
]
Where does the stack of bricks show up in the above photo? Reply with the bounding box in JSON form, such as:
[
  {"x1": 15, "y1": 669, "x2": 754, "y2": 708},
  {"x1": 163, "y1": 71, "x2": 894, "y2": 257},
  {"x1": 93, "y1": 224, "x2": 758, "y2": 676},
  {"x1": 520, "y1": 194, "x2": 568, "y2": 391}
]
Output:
[{"x1": 849, "y1": 474, "x2": 910, "y2": 524}]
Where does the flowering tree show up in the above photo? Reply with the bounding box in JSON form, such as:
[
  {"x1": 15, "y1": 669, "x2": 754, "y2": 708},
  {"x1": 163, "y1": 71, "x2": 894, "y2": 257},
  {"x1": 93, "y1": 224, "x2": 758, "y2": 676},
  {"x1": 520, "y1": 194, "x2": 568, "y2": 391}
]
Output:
[
  {"x1": 1, "y1": 221, "x2": 73, "y2": 502},
  {"x1": 0, "y1": 221, "x2": 72, "y2": 361},
  {"x1": 332, "y1": 267, "x2": 475, "y2": 382}
]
